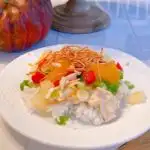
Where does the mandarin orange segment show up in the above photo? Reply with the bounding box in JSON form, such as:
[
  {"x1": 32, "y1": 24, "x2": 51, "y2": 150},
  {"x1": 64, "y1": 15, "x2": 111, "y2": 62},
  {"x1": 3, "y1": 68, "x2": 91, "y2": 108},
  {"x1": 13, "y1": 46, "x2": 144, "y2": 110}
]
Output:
[
  {"x1": 88, "y1": 62, "x2": 120, "y2": 84},
  {"x1": 88, "y1": 63, "x2": 101, "y2": 79},
  {"x1": 47, "y1": 59, "x2": 71, "y2": 82}
]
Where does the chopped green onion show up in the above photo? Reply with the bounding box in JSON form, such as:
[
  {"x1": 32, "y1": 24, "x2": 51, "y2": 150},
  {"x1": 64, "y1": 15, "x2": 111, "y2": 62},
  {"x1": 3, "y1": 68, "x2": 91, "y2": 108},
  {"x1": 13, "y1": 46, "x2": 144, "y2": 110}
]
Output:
[
  {"x1": 77, "y1": 74, "x2": 83, "y2": 81},
  {"x1": 45, "y1": 69, "x2": 51, "y2": 74},
  {"x1": 120, "y1": 71, "x2": 124, "y2": 80},
  {"x1": 97, "y1": 106, "x2": 101, "y2": 112},
  {"x1": 125, "y1": 81, "x2": 135, "y2": 89},
  {"x1": 100, "y1": 81, "x2": 120, "y2": 94},
  {"x1": 76, "y1": 82, "x2": 91, "y2": 91},
  {"x1": 128, "y1": 84, "x2": 134, "y2": 89},
  {"x1": 20, "y1": 80, "x2": 34, "y2": 91},
  {"x1": 92, "y1": 80, "x2": 120, "y2": 94},
  {"x1": 51, "y1": 89, "x2": 60, "y2": 99},
  {"x1": 99, "y1": 81, "x2": 107, "y2": 89},
  {"x1": 107, "y1": 83, "x2": 120, "y2": 94},
  {"x1": 56, "y1": 115, "x2": 70, "y2": 125},
  {"x1": 92, "y1": 80, "x2": 101, "y2": 88},
  {"x1": 77, "y1": 82, "x2": 85, "y2": 89}
]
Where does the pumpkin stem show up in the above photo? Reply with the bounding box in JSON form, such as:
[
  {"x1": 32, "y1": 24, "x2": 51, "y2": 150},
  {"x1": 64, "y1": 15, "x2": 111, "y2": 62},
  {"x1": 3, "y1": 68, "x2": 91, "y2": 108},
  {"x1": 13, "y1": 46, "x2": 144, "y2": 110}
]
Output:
[{"x1": 4, "y1": 0, "x2": 9, "y2": 4}]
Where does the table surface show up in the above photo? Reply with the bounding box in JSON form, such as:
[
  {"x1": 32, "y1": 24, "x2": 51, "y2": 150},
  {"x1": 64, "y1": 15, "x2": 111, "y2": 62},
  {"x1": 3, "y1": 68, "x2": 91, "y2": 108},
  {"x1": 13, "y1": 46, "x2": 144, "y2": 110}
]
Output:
[{"x1": 1, "y1": 0, "x2": 150, "y2": 150}]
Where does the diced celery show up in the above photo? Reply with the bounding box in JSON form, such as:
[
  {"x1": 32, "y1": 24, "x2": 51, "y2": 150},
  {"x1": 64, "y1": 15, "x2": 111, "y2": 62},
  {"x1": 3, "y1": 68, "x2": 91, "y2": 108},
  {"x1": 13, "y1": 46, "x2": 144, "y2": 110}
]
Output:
[
  {"x1": 20, "y1": 80, "x2": 34, "y2": 91},
  {"x1": 56, "y1": 115, "x2": 70, "y2": 125},
  {"x1": 125, "y1": 81, "x2": 135, "y2": 89},
  {"x1": 51, "y1": 89, "x2": 60, "y2": 99}
]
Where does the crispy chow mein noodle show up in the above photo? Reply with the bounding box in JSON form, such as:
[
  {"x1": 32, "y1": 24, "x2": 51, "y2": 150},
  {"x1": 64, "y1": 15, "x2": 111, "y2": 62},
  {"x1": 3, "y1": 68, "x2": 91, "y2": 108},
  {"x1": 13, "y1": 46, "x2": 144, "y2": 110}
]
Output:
[{"x1": 30, "y1": 46, "x2": 105, "y2": 74}]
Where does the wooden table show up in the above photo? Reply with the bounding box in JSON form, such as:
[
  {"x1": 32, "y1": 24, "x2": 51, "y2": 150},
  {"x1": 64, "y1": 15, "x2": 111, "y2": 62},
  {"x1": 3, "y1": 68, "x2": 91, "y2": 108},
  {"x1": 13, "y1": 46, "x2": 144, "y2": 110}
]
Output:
[
  {"x1": 120, "y1": 132, "x2": 150, "y2": 150},
  {"x1": 0, "y1": 0, "x2": 150, "y2": 150}
]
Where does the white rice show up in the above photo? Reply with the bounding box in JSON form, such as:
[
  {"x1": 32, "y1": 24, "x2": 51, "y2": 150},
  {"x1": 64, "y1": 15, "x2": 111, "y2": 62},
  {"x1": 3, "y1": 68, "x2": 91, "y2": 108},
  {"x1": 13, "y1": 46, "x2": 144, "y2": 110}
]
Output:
[
  {"x1": 52, "y1": 82, "x2": 129, "y2": 126},
  {"x1": 22, "y1": 82, "x2": 129, "y2": 126}
]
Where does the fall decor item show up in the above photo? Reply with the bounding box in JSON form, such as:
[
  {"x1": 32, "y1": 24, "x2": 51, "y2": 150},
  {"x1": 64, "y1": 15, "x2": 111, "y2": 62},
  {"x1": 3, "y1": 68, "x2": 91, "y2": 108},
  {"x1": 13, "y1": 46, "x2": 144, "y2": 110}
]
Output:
[
  {"x1": 52, "y1": 0, "x2": 110, "y2": 34},
  {"x1": 0, "y1": 0, "x2": 53, "y2": 52}
]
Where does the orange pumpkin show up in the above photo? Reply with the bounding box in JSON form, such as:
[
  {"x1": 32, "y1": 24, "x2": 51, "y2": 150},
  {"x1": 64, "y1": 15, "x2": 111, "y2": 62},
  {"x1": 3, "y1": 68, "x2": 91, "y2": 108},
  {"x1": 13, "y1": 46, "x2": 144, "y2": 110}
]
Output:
[{"x1": 0, "y1": 0, "x2": 53, "y2": 52}]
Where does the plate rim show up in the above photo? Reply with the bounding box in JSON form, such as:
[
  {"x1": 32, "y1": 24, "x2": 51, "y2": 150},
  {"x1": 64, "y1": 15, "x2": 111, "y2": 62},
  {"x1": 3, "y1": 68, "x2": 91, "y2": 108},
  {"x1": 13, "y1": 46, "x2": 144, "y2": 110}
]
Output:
[{"x1": 0, "y1": 44, "x2": 150, "y2": 149}]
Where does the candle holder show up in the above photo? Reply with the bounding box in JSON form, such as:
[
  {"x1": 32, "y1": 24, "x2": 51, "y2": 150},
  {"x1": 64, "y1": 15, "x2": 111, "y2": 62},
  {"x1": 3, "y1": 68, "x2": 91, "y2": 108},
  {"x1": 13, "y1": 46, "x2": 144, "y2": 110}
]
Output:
[{"x1": 52, "y1": 0, "x2": 110, "y2": 33}]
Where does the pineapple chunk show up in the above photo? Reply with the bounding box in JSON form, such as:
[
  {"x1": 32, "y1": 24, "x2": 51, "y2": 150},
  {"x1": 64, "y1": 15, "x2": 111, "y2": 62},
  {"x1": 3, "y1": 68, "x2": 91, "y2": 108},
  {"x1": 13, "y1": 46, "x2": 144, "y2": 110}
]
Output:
[
  {"x1": 31, "y1": 80, "x2": 53, "y2": 112},
  {"x1": 127, "y1": 91, "x2": 146, "y2": 105}
]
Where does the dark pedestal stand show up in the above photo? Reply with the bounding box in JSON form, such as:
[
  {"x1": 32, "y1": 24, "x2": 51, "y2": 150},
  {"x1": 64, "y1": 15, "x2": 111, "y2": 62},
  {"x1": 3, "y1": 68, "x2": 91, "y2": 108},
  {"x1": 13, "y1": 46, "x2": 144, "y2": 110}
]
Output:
[{"x1": 52, "y1": 0, "x2": 110, "y2": 34}]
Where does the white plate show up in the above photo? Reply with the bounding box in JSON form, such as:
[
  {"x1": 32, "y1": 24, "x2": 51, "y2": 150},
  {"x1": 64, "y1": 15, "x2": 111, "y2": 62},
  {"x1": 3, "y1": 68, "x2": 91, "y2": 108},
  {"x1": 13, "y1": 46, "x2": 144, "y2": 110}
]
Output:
[{"x1": 0, "y1": 44, "x2": 150, "y2": 150}]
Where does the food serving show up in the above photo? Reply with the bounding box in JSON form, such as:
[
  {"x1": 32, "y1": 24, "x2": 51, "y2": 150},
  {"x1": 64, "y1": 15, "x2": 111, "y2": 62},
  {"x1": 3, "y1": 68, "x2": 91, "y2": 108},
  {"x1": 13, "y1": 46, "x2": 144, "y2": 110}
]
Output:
[{"x1": 20, "y1": 46, "x2": 146, "y2": 126}]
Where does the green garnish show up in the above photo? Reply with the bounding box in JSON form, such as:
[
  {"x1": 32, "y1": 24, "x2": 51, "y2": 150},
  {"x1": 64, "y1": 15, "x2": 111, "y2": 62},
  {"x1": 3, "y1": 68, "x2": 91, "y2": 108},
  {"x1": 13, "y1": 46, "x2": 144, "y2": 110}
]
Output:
[
  {"x1": 100, "y1": 81, "x2": 120, "y2": 94},
  {"x1": 51, "y1": 89, "x2": 60, "y2": 99},
  {"x1": 120, "y1": 71, "x2": 124, "y2": 80},
  {"x1": 99, "y1": 81, "x2": 107, "y2": 89},
  {"x1": 92, "y1": 80, "x2": 120, "y2": 94},
  {"x1": 45, "y1": 69, "x2": 51, "y2": 74},
  {"x1": 124, "y1": 80, "x2": 135, "y2": 89},
  {"x1": 77, "y1": 82, "x2": 85, "y2": 89},
  {"x1": 77, "y1": 74, "x2": 83, "y2": 81},
  {"x1": 107, "y1": 83, "x2": 120, "y2": 94},
  {"x1": 56, "y1": 115, "x2": 70, "y2": 125},
  {"x1": 92, "y1": 80, "x2": 101, "y2": 88},
  {"x1": 20, "y1": 80, "x2": 34, "y2": 91},
  {"x1": 76, "y1": 82, "x2": 91, "y2": 90}
]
